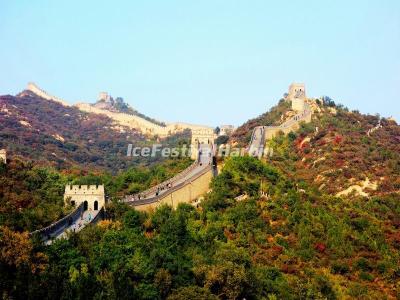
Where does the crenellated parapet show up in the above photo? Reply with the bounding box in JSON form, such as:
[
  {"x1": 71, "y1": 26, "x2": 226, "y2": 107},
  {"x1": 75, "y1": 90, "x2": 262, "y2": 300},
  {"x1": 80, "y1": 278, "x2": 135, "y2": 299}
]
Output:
[{"x1": 65, "y1": 184, "x2": 105, "y2": 195}]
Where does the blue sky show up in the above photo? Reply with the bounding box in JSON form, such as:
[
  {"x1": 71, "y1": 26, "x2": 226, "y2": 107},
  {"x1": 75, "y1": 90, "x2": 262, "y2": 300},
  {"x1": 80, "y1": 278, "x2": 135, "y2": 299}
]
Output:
[{"x1": 0, "y1": 0, "x2": 399, "y2": 126}]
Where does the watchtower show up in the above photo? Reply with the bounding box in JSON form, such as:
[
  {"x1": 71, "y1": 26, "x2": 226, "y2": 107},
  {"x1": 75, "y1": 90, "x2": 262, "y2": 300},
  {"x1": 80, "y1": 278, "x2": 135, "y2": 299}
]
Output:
[
  {"x1": 288, "y1": 83, "x2": 306, "y2": 111},
  {"x1": 64, "y1": 185, "x2": 105, "y2": 211},
  {"x1": 98, "y1": 92, "x2": 111, "y2": 102},
  {"x1": 0, "y1": 149, "x2": 6, "y2": 164},
  {"x1": 191, "y1": 128, "x2": 215, "y2": 160}
]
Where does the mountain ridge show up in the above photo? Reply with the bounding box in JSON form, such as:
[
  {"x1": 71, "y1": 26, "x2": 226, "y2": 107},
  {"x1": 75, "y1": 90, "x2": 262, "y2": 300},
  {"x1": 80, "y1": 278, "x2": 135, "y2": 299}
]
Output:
[
  {"x1": 24, "y1": 82, "x2": 214, "y2": 138},
  {"x1": 230, "y1": 96, "x2": 400, "y2": 198},
  {"x1": 0, "y1": 91, "x2": 191, "y2": 172}
]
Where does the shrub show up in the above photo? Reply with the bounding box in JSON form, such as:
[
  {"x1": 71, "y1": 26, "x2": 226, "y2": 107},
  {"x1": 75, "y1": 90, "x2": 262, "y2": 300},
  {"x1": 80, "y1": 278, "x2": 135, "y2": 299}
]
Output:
[
  {"x1": 331, "y1": 262, "x2": 350, "y2": 275},
  {"x1": 359, "y1": 271, "x2": 374, "y2": 282},
  {"x1": 354, "y1": 258, "x2": 372, "y2": 272},
  {"x1": 123, "y1": 209, "x2": 144, "y2": 230},
  {"x1": 348, "y1": 283, "x2": 368, "y2": 297}
]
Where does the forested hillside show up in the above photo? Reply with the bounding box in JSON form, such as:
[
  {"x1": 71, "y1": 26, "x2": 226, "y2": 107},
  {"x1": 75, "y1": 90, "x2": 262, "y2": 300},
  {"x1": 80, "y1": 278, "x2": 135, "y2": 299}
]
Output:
[
  {"x1": 0, "y1": 91, "x2": 188, "y2": 172},
  {"x1": 1, "y1": 157, "x2": 399, "y2": 299},
  {"x1": 1, "y1": 93, "x2": 399, "y2": 299},
  {"x1": 232, "y1": 97, "x2": 400, "y2": 197},
  {"x1": 0, "y1": 157, "x2": 191, "y2": 232}
]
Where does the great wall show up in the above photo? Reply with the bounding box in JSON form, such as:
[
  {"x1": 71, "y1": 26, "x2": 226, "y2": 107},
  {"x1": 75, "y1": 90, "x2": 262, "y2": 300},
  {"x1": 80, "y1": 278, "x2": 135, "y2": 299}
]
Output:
[
  {"x1": 249, "y1": 83, "x2": 312, "y2": 158},
  {"x1": 22, "y1": 82, "x2": 313, "y2": 243},
  {"x1": 124, "y1": 143, "x2": 215, "y2": 210},
  {"x1": 76, "y1": 102, "x2": 215, "y2": 137},
  {"x1": 29, "y1": 185, "x2": 106, "y2": 244},
  {"x1": 26, "y1": 82, "x2": 70, "y2": 107},
  {"x1": 26, "y1": 82, "x2": 214, "y2": 138}
]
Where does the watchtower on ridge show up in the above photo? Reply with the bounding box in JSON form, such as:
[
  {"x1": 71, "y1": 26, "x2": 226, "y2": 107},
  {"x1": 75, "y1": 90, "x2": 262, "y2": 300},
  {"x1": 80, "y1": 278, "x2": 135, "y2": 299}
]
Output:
[{"x1": 288, "y1": 83, "x2": 306, "y2": 111}]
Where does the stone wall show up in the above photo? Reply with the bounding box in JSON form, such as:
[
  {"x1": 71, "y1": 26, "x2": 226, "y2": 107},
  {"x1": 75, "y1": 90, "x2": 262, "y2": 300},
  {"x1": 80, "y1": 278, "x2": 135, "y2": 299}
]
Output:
[
  {"x1": 64, "y1": 185, "x2": 105, "y2": 211},
  {"x1": 251, "y1": 102, "x2": 313, "y2": 144},
  {"x1": 26, "y1": 82, "x2": 214, "y2": 138},
  {"x1": 133, "y1": 167, "x2": 213, "y2": 211},
  {"x1": 292, "y1": 98, "x2": 305, "y2": 111},
  {"x1": 76, "y1": 102, "x2": 214, "y2": 138},
  {"x1": 76, "y1": 103, "x2": 168, "y2": 135},
  {"x1": 30, "y1": 203, "x2": 85, "y2": 242},
  {"x1": 0, "y1": 149, "x2": 6, "y2": 164},
  {"x1": 27, "y1": 82, "x2": 70, "y2": 107}
]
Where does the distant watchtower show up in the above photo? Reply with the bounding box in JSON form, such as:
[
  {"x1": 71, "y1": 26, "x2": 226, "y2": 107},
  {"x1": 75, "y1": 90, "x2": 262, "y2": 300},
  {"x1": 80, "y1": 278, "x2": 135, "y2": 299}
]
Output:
[
  {"x1": 98, "y1": 92, "x2": 111, "y2": 102},
  {"x1": 64, "y1": 185, "x2": 105, "y2": 211},
  {"x1": 288, "y1": 83, "x2": 306, "y2": 111},
  {"x1": 0, "y1": 149, "x2": 6, "y2": 164}
]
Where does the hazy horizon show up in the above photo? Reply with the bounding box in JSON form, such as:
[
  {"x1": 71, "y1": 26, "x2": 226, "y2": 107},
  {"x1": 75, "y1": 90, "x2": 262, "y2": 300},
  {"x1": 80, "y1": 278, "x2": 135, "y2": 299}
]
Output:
[{"x1": 1, "y1": 1, "x2": 399, "y2": 127}]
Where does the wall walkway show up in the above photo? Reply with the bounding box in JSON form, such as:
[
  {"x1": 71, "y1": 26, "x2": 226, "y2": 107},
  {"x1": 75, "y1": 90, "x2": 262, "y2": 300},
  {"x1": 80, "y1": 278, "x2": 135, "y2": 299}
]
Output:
[
  {"x1": 249, "y1": 102, "x2": 312, "y2": 157},
  {"x1": 124, "y1": 144, "x2": 215, "y2": 210}
]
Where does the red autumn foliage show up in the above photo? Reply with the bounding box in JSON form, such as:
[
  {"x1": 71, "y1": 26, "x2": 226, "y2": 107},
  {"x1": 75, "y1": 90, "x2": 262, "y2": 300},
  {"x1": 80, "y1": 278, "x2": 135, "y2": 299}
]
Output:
[
  {"x1": 271, "y1": 245, "x2": 284, "y2": 255},
  {"x1": 335, "y1": 159, "x2": 345, "y2": 167},
  {"x1": 314, "y1": 242, "x2": 327, "y2": 253},
  {"x1": 334, "y1": 135, "x2": 343, "y2": 144}
]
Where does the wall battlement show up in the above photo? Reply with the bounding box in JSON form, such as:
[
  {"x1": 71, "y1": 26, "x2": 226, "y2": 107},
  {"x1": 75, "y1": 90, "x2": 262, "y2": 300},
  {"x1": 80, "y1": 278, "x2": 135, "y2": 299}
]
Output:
[
  {"x1": 65, "y1": 184, "x2": 105, "y2": 195},
  {"x1": 64, "y1": 184, "x2": 105, "y2": 211}
]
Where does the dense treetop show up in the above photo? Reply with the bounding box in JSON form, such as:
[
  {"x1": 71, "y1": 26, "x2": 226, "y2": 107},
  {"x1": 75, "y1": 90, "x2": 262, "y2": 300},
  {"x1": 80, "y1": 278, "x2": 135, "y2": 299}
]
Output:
[{"x1": 1, "y1": 156, "x2": 399, "y2": 299}]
